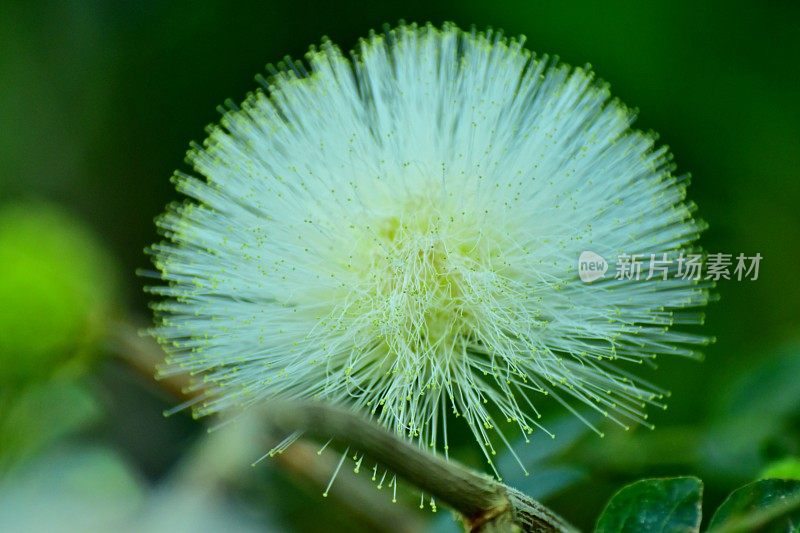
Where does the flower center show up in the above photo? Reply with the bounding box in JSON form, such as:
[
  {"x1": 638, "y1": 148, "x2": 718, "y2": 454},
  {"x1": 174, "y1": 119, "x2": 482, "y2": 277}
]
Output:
[{"x1": 347, "y1": 192, "x2": 505, "y2": 363}]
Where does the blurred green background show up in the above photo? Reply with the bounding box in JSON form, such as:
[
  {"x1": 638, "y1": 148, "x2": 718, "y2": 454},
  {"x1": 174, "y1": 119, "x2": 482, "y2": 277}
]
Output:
[{"x1": 1, "y1": 0, "x2": 799, "y2": 531}]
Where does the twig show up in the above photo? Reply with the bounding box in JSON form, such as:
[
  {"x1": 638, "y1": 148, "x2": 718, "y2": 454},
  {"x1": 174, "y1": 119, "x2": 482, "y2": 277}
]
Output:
[
  {"x1": 110, "y1": 319, "x2": 576, "y2": 532},
  {"x1": 109, "y1": 320, "x2": 423, "y2": 533},
  {"x1": 265, "y1": 402, "x2": 577, "y2": 533}
]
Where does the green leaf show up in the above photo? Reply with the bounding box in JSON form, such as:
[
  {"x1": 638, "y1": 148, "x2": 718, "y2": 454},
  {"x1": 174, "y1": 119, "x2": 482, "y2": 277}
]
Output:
[
  {"x1": 0, "y1": 446, "x2": 145, "y2": 531},
  {"x1": 497, "y1": 414, "x2": 590, "y2": 501},
  {"x1": 500, "y1": 414, "x2": 591, "y2": 470},
  {"x1": 516, "y1": 465, "x2": 587, "y2": 500},
  {"x1": 0, "y1": 200, "x2": 118, "y2": 387},
  {"x1": 595, "y1": 477, "x2": 703, "y2": 533},
  {"x1": 702, "y1": 343, "x2": 800, "y2": 483},
  {"x1": 760, "y1": 458, "x2": 800, "y2": 481},
  {"x1": 708, "y1": 479, "x2": 800, "y2": 533},
  {"x1": 0, "y1": 379, "x2": 101, "y2": 472}
]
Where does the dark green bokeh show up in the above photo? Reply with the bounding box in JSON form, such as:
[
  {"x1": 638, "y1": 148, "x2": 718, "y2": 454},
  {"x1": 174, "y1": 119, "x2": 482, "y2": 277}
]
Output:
[{"x1": 1, "y1": 1, "x2": 798, "y2": 530}]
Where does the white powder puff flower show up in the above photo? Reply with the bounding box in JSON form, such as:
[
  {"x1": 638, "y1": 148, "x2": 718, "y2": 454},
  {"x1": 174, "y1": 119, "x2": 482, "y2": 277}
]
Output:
[{"x1": 149, "y1": 23, "x2": 709, "y2": 472}]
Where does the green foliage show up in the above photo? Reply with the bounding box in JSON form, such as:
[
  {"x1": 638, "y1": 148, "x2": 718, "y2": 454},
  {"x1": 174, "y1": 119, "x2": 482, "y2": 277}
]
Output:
[
  {"x1": 701, "y1": 343, "x2": 800, "y2": 483},
  {"x1": 708, "y1": 479, "x2": 800, "y2": 533},
  {"x1": 0, "y1": 201, "x2": 117, "y2": 387},
  {"x1": 0, "y1": 379, "x2": 101, "y2": 473},
  {"x1": 0, "y1": 446, "x2": 145, "y2": 531},
  {"x1": 760, "y1": 458, "x2": 800, "y2": 481},
  {"x1": 595, "y1": 477, "x2": 800, "y2": 533},
  {"x1": 499, "y1": 414, "x2": 590, "y2": 501},
  {"x1": 0, "y1": 200, "x2": 118, "y2": 473},
  {"x1": 596, "y1": 477, "x2": 703, "y2": 533},
  {"x1": 573, "y1": 342, "x2": 800, "y2": 493},
  {"x1": 1, "y1": 2, "x2": 799, "y2": 531}
]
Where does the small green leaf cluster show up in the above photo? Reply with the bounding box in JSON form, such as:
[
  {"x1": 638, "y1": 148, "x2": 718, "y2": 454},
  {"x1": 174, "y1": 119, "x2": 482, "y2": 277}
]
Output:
[{"x1": 596, "y1": 477, "x2": 800, "y2": 533}]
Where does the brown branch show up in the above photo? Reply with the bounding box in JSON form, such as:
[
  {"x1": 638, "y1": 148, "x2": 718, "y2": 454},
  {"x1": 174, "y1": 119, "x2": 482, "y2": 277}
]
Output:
[
  {"x1": 109, "y1": 320, "x2": 423, "y2": 533},
  {"x1": 110, "y1": 320, "x2": 576, "y2": 532},
  {"x1": 264, "y1": 402, "x2": 577, "y2": 533}
]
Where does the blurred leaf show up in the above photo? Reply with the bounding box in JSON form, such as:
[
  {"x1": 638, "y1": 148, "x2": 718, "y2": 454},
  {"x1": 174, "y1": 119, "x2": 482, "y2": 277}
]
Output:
[
  {"x1": 0, "y1": 200, "x2": 118, "y2": 387},
  {"x1": 0, "y1": 446, "x2": 144, "y2": 531},
  {"x1": 427, "y1": 512, "x2": 461, "y2": 533},
  {"x1": 595, "y1": 477, "x2": 703, "y2": 533},
  {"x1": 515, "y1": 465, "x2": 587, "y2": 501},
  {"x1": 0, "y1": 379, "x2": 101, "y2": 472},
  {"x1": 498, "y1": 414, "x2": 590, "y2": 501},
  {"x1": 715, "y1": 343, "x2": 800, "y2": 418},
  {"x1": 500, "y1": 414, "x2": 591, "y2": 470},
  {"x1": 0, "y1": 443, "x2": 271, "y2": 532},
  {"x1": 700, "y1": 343, "x2": 800, "y2": 483},
  {"x1": 760, "y1": 458, "x2": 800, "y2": 481},
  {"x1": 708, "y1": 479, "x2": 800, "y2": 533}
]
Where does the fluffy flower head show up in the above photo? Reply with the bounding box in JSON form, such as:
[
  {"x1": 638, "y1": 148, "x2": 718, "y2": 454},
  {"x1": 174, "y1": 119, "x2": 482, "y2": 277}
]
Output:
[{"x1": 150, "y1": 23, "x2": 709, "y2": 469}]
